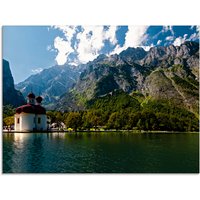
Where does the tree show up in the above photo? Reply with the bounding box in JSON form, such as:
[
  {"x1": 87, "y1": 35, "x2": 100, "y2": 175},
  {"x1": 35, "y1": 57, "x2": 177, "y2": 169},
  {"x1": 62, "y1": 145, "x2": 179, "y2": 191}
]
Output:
[
  {"x1": 136, "y1": 119, "x2": 142, "y2": 131},
  {"x1": 55, "y1": 112, "x2": 64, "y2": 128},
  {"x1": 47, "y1": 111, "x2": 65, "y2": 128},
  {"x1": 65, "y1": 112, "x2": 81, "y2": 131},
  {"x1": 3, "y1": 105, "x2": 15, "y2": 118},
  {"x1": 127, "y1": 112, "x2": 141, "y2": 130},
  {"x1": 82, "y1": 110, "x2": 102, "y2": 130},
  {"x1": 46, "y1": 111, "x2": 57, "y2": 123},
  {"x1": 107, "y1": 112, "x2": 122, "y2": 130},
  {"x1": 3, "y1": 116, "x2": 14, "y2": 126},
  {"x1": 139, "y1": 111, "x2": 157, "y2": 130}
]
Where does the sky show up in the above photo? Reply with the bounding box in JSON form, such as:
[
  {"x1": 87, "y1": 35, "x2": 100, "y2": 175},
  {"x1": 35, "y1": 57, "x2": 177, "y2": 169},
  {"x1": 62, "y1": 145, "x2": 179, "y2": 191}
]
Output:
[{"x1": 3, "y1": 25, "x2": 199, "y2": 84}]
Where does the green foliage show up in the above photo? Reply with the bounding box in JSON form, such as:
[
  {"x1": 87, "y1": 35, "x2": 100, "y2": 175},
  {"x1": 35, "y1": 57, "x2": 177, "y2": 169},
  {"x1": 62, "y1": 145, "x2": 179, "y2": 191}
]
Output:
[
  {"x1": 73, "y1": 90, "x2": 88, "y2": 105},
  {"x1": 140, "y1": 111, "x2": 157, "y2": 130},
  {"x1": 3, "y1": 105, "x2": 15, "y2": 118},
  {"x1": 172, "y1": 75, "x2": 197, "y2": 91},
  {"x1": 65, "y1": 112, "x2": 81, "y2": 131},
  {"x1": 82, "y1": 110, "x2": 103, "y2": 129},
  {"x1": 127, "y1": 112, "x2": 141, "y2": 129},
  {"x1": 107, "y1": 112, "x2": 122, "y2": 130},
  {"x1": 130, "y1": 91, "x2": 145, "y2": 103},
  {"x1": 171, "y1": 64, "x2": 192, "y2": 77},
  {"x1": 47, "y1": 111, "x2": 64, "y2": 123},
  {"x1": 186, "y1": 77, "x2": 199, "y2": 87},
  {"x1": 47, "y1": 91, "x2": 199, "y2": 132},
  {"x1": 176, "y1": 76, "x2": 199, "y2": 98},
  {"x1": 171, "y1": 64, "x2": 184, "y2": 73},
  {"x1": 3, "y1": 116, "x2": 14, "y2": 126},
  {"x1": 87, "y1": 90, "x2": 141, "y2": 113}
]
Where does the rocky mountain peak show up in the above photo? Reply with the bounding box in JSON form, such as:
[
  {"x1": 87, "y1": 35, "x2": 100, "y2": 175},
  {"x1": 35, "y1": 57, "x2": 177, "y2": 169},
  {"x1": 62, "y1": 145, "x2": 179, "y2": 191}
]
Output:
[
  {"x1": 119, "y1": 46, "x2": 147, "y2": 62},
  {"x1": 55, "y1": 41, "x2": 199, "y2": 115}
]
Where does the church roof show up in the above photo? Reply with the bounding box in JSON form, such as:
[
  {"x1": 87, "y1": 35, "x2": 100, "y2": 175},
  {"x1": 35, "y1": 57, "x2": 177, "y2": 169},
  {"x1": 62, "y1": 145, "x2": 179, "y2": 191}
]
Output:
[{"x1": 16, "y1": 104, "x2": 46, "y2": 114}]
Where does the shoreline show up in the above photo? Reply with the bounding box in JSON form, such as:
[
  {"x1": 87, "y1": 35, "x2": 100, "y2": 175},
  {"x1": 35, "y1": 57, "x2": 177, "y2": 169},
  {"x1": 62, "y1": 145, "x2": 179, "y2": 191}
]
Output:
[{"x1": 2, "y1": 130, "x2": 199, "y2": 134}]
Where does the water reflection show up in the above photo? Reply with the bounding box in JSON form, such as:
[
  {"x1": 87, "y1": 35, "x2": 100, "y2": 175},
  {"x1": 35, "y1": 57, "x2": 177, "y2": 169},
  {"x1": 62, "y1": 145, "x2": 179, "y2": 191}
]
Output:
[
  {"x1": 3, "y1": 132, "x2": 199, "y2": 173},
  {"x1": 3, "y1": 133, "x2": 46, "y2": 173},
  {"x1": 46, "y1": 132, "x2": 66, "y2": 139}
]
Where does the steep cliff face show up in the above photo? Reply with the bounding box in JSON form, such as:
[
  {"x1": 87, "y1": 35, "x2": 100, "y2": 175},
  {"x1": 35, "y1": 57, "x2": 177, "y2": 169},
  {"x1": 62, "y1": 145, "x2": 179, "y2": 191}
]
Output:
[
  {"x1": 55, "y1": 42, "x2": 199, "y2": 114},
  {"x1": 3, "y1": 59, "x2": 26, "y2": 107},
  {"x1": 143, "y1": 42, "x2": 199, "y2": 114}
]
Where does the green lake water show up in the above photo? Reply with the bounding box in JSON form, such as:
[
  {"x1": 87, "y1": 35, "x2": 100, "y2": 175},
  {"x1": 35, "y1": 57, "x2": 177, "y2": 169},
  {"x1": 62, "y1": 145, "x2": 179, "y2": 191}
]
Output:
[{"x1": 3, "y1": 132, "x2": 199, "y2": 173}]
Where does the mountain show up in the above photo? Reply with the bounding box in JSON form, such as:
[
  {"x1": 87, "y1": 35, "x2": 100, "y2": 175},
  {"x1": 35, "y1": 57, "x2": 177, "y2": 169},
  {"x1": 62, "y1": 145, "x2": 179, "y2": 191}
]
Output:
[
  {"x1": 55, "y1": 41, "x2": 199, "y2": 115},
  {"x1": 3, "y1": 59, "x2": 26, "y2": 107},
  {"x1": 16, "y1": 64, "x2": 84, "y2": 107}
]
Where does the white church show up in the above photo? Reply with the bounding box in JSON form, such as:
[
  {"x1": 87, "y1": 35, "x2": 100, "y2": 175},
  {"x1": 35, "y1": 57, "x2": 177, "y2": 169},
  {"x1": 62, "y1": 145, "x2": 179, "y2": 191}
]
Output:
[{"x1": 15, "y1": 92, "x2": 47, "y2": 131}]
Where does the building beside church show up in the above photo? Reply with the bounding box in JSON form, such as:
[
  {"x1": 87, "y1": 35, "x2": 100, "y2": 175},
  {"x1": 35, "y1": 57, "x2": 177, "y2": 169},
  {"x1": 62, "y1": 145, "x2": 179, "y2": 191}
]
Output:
[{"x1": 14, "y1": 92, "x2": 47, "y2": 131}]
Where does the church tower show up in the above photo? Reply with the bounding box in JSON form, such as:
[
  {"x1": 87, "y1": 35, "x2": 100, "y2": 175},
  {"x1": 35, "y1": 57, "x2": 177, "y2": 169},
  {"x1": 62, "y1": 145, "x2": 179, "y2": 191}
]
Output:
[{"x1": 14, "y1": 92, "x2": 47, "y2": 132}]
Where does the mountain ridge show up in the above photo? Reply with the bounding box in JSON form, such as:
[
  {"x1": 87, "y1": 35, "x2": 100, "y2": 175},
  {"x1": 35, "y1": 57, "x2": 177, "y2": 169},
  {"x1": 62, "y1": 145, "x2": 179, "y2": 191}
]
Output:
[
  {"x1": 16, "y1": 64, "x2": 85, "y2": 107},
  {"x1": 55, "y1": 41, "x2": 199, "y2": 115},
  {"x1": 13, "y1": 41, "x2": 199, "y2": 116}
]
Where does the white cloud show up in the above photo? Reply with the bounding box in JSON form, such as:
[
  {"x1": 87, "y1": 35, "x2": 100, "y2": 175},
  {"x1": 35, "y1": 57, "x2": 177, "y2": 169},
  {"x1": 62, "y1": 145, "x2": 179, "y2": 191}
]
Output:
[
  {"x1": 31, "y1": 68, "x2": 43, "y2": 74},
  {"x1": 111, "y1": 26, "x2": 148, "y2": 54},
  {"x1": 54, "y1": 25, "x2": 77, "y2": 42},
  {"x1": 53, "y1": 26, "x2": 77, "y2": 65},
  {"x1": 51, "y1": 25, "x2": 199, "y2": 65},
  {"x1": 165, "y1": 36, "x2": 174, "y2": 41},
  {"x1": 52, "y1": 25, "x2": 119, "y2": 65},
  {"x1": 141, "y1": 44, "x2": 154, "y2": 51},
  {"x1": 52, "y1": 25, "x2": 148, "y2": 65},
  {"x1": 173, "y1": 34, "x2": 188, "y2": 46},
  {"x1": 157, "y1": 40, "x2": 162, "y2": 45},
  {"x1": 54, "y1": 36, "x2": 74, "y2": 65},
  {"x1": 173, "y1": 38, "x2": 183, "y2": 46},
  {"x1": 124, "y1": 26, "x2": 148, "y2": 48},
  {"x1": 104, "y1": 26, "x2": 118, "y2": 45},
  {"x1": 189, "y1": 33, "x2": 199, "y2": 41},
  {"x1": 111, "y1": 44, "x2": 124, "y2": 55},
  {"x1": 162, "y1": 26, "x2": 174, "y2": 35},
  {"x1": 76, "y1": 26, "x2": 105, "y2": 63},
  {"x1": 68, "y1": 61, "x2": 79, "y2": 66}
]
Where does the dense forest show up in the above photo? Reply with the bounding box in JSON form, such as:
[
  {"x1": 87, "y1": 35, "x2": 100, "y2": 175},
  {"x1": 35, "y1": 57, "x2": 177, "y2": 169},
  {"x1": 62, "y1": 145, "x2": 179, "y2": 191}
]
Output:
[
  {"x1": 38, "y1": 90, "x2": 199, "y2": 132},
  {"x1": 3, "y1": 90, "x2": 199, "y2": 132}
]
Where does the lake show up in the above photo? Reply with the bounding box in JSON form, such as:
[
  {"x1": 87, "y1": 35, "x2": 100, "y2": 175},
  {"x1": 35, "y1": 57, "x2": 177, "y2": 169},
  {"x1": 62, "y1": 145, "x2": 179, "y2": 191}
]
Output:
[{"x1": 3, "y1": 132, "x2": 199, "y2": 173}]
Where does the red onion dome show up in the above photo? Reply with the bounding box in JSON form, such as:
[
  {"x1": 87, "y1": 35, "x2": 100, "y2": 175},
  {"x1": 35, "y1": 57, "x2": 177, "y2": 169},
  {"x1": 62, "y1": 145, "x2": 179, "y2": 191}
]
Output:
[
  {"x1": 36, "y1": 96, "x2": 43, "y2": 103},
  {"x1": 27, "y1": 92, "x2": 35, "y2": 98}
]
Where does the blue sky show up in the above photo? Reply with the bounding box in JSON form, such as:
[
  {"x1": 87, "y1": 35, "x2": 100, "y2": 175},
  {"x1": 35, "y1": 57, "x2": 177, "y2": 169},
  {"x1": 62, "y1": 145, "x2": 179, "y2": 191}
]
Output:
[{"x1": 3, "y1": 25, "x2": 199, "y2": 84}]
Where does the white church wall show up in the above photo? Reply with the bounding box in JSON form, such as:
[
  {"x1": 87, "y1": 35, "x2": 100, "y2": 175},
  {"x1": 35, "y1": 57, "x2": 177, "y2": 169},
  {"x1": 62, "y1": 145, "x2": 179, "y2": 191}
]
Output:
[
  {"x1": 14, "y1": 113, "x2": 48, "y2": 131},
  {"x1": 14, "y1": 114, "x2": 21, "y2": 131},
  {"x1": 20, "y1": 113, "x2": 35, "y2": 131},
  {"x1": 35, "y1": 114, "x2": 47, "y2": 131}
]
